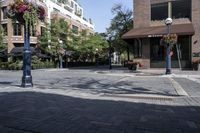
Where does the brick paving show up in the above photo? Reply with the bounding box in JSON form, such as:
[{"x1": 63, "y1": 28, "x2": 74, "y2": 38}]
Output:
[{"x1": 0, "y1": 69, "x2": 200, "y2": 133}]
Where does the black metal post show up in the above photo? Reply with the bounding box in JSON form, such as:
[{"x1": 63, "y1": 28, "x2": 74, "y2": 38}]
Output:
[
  {"x1": 21, "y1": 24, "x2": 33, "y2": 87},
  {"x1": 109, "y1": 41, "x2": 112, "y2": 70},
  {"x1": 59, "y1": 54, "x2": 63, "y2": 68},
  {"x1": 166, "y1": 24, "x2": 172, "y2": 74}
]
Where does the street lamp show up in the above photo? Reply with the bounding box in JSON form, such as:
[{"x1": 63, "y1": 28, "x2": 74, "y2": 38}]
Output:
[
  {"x1": 165, "y1": 18, "x2": 173, "y2": 75},
  {"x1": 106, "y1": 35, "x2": 113, "y2": 70},
  {"x1": 95, "y1": 48, "x2": 99, "y2": 67},
  {"x1": 59, "y1": 40, "x2": 63, "y2": 69},
  {"x1": 21, "y1": 24, "x2": 33, "y2": 87}
]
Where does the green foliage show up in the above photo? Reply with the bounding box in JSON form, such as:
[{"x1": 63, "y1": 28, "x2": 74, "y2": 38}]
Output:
[
  {"x1": 38, "y1": 19, "x2": 69, "y2": 58},
  {"x1": 0, "y1": 25, "x2": 6, "y2": 50},
  {"x1": 106, "y1": 4, "x2": 133, "y2": 53},
  {"x1": 69, "y1": 33, "x2": 108, "y2": 62},
  {"x1": 38, "y1": 19, "x2": 108, "y2": 63},
  {"x1": 38, "y1": 23, "x2": 50, "y2": 53}
]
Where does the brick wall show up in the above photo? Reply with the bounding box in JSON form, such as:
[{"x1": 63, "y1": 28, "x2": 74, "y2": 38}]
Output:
[
  {"x1": 134, "y1": 0, "x2": 150, "y2": 28},
  {"x1": 192, "y1": 0, "x2": 200, "y2": 60},
  {"x1": 150, "y1": 0, "x2": 176, "y2": 4}
]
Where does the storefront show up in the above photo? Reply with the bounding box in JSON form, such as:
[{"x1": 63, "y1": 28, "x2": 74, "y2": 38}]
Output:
[{"x1": 122, "y1": 24, "x2": 194, "y2": 68}]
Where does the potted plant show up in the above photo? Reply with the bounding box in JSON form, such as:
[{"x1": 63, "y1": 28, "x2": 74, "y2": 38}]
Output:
[
  {"x1": 127, "y1": 60, "x2": 142, "y2": 71},
  {"x1": 7, "y1": 0, "x2": 46, "y2": 27},
  {"x1": 160, "y1": 33, "x2": 178, "y2": 47},
  {"x1": 192, "y1": 59, "x2": 200, "y2": 71}
]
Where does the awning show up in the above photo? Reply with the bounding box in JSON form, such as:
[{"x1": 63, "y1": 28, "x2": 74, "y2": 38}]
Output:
[
  {"x1": 122, "y1": 24, "x2": 195, "y2": 39},
  {"x1": 10, "y1": 47, "x2": 36, "y2": 56}
]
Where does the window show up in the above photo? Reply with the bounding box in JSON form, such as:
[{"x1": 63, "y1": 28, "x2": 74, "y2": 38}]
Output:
[
  {"x1": 151, "y1": 3, "x2": 168, "y2": 21},
  {"x1": 133, "y1": 39, "x2": 142, "y2": 58},
  {"x1": 72, "y1": 25, "x2": 78, "y2": 34},
  {"x1": 75, "y1": 4, "x2": 77, "y2": 12},
  {"x1": 1, "y1": 7, "x2": 7, "y2": 19},
  {"x1": 41, "y1": 27, "x2": 46, "y2": 36},
  {"x1": 172, "y1": 0, "x2": 191, "y2": 19},
  {"x1": 53, "y1": 8, "x2": 60, "y2": 12},
  {"x1": 13, "y1": 24, "x2": 22, "y2": 36},
  {"x1": 2, "y1": 24, "x2": 7, "y2": 36},
  {"x1": 71, "y1": 1, "x2": 74, "y2": 8}
]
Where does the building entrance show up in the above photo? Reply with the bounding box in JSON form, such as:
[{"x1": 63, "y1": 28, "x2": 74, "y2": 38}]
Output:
[{"x1": 150, "y1": 36, "x2": 191, "y2": 68}]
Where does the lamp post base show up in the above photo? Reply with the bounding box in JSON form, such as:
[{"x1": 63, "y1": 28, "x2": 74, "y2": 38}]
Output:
[
  {"x1": 165, "y1": 69, "x2": 172, "y2": 75},
  {"x1": 21, "y1": 76, "x2": 33, "y2": 87}
]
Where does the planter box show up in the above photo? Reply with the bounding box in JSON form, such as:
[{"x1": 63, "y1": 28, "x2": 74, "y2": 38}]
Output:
[
  {"x1": 193, "y1": 63, "x2": 200, "y2": 71},
  {"x1": 128, "y1": 64, "x2": 139, "y2": 71}
]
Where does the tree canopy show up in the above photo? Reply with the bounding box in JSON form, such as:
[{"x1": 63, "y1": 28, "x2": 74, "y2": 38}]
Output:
[{"x1": 106, "y1": 4, "x2": 133, "y2": 54}]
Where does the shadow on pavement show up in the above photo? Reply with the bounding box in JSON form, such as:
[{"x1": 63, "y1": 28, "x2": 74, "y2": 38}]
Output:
[
  {"x1": 0, "y1": 92, "x2": 199, "y2": 133},
  {"x1": 45, "y1": 78, "x2": 178, "y2": 96}
]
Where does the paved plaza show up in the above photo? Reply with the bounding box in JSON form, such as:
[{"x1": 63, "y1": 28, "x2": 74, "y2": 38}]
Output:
[{"x1": 0, "y1": 67, "x2": 200, "y2": 133}]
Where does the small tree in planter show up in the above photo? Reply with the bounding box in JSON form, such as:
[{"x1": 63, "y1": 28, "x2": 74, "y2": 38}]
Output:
[{"x1": 7, "y1": 0, "x2": 46, "y2": 87}]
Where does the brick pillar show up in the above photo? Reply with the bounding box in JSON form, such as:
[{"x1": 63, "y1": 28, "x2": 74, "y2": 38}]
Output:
[
  {"x1": 134, "y1": 0, "x2": 150, "y2": 28},
  {"x1": 192, "y1": 0, "x2": 200, "y2": 61}
]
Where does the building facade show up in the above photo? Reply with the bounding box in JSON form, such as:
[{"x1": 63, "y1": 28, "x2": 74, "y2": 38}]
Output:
[
  {"x1": 0, "y1": 0, "x2": 94, "y2": 55},
  {"x1": 123, "y1": 0, "x2": 200, "y2": 68}
]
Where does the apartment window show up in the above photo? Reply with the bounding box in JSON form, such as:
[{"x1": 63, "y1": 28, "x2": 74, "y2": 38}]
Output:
[
  {"x1": 80, "y1": 9, "x2": 82, "y2": 16},
  {"x1": 1, "y1": 7, "x2": 7, "y2": 19},
  {"x1": 72, "y1": 25, "x2": 78, "y2": 34},
  {"x1": 172, "y1": 0, "x2": 191, "y2": 19},
  {"x1": 53, "y1": 8, "x2": 60, "y2": 12},
  {"x1": 75, "y1": 4, "x2": 77, "y2": 12},
  {"x1": 41, "y1": 27, "x2": 46, "y2": 36},
  {"x1": 151, "y1": 3, "x2": 168, "y2": 21},
  {"x1": 71, "y1": 1, "x2": 74, "y2": 8},
  {"x1": 133, "y1": 39, "x2": 142, "y2": 58},
  {"x1": 13, "y1": 24, "x2": 22, "y2": 36},
  {"x1": 2, "y1": 24, "x2": 7, "y2": 36}
]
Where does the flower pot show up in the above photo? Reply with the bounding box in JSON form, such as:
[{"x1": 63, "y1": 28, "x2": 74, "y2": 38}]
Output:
[
  {"x1": 193, "y1": 62, "x2": 200, "y2": 71},
  {"x1": 132, "y1": 64, "x2": 139, "y2": 71}
]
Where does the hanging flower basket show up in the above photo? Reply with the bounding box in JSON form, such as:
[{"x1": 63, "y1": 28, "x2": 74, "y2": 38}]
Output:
[
  {"x1": 160, "y1": 34, "x2": 178, "y2": 47},
  {"x1": 7, "y1": 0, "x2": 46, "y2": 25}
]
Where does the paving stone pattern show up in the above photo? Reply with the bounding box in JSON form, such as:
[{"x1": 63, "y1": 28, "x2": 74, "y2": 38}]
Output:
[{"x1": 0, "y1": 69, "x2": 200, "y2": 133}]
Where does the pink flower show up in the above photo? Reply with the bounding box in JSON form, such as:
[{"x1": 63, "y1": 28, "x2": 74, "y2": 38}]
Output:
[{"x1": 18, "y1": 5, "x2": 28, "y2": 13}]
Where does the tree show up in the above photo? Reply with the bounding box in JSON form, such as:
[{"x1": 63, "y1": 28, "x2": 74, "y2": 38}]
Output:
[
  {"x1": 0, "y1": 25, "x2": 6, "y2": 50},
  {"x1": 38, "y1": 18, "x2": 70, "y2": 67},
  {"x1": 106, "y1": 4, "x2": 133, "y2": 59},
  {"x1": 0, "y1": 2, "x2": 6, "y2": 50}
]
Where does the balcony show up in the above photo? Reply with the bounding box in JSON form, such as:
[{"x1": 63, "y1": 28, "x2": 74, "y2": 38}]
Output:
[
  {"x1": 51, "y1": 11, "x2": 71, "y2": 20},
  {"x1": 4, "y1": 36, "x2": 38, "y2": 44},
  {"x1": 64, "y1": 5, "x2": 73, "y2": 13}
]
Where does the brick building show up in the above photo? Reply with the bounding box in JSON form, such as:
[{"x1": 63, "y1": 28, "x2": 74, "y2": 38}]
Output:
[
  {"x1": 123, "y1": 0, "x2": 200, "y2": 68},
  {"x1": 0, "y1": 0, "x2": 94, "y2": 57}
]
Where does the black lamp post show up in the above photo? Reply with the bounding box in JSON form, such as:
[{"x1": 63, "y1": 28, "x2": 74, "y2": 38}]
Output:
[
  {"x1": 106, "y1": 36, "x2": 113, "y2": 70},
  {"x1": 59, "y1": 40, "x2": 63, "y2": 69},
  {"x1": 165, "y1": 18, "x2": 173, "y2": 75},
  {"x1": 21, "y1": 24, "x2": 33, "y2": 87}
]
